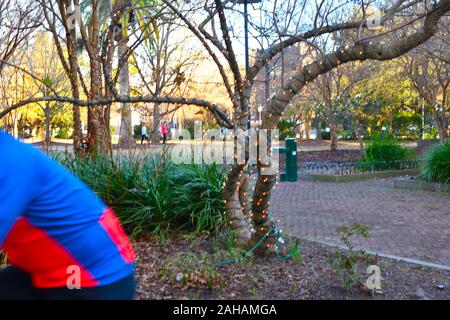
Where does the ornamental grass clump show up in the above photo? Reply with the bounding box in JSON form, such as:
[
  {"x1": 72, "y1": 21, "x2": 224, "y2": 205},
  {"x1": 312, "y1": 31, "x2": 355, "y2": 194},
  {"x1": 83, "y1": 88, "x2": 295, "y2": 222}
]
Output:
[
  {"x1": 53, "y1": 152, "x2": 227, "y2": 239},
  {"x1": 421, "y1": 141, "x2": 450, "y2": 185}
]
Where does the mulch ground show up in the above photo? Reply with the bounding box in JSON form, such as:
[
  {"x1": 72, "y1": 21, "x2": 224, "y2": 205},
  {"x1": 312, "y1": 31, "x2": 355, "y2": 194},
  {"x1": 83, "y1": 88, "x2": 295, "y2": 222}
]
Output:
[
  {"x1": 134, "y1": 235, "x2": 450, "y2": 300},
  {"x1": 297, "y1": 150, "x2": 361, "y2": 163},
  {"x1": 279, "y1": 149, "x2": 361, "y2": 170}
]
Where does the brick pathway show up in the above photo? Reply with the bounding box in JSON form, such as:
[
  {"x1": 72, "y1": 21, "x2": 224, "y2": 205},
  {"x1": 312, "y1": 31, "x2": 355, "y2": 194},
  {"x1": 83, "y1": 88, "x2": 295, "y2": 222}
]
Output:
[{"x1": 272, "y1": 178, "x2": 450, "y2": 266}]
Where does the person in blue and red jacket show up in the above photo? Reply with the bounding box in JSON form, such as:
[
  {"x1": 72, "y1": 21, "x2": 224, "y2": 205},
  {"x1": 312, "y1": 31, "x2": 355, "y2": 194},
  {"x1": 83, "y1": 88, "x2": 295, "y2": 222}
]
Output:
[{"x1": 0, "y1": 129, "x2": 135, "y2": 300}]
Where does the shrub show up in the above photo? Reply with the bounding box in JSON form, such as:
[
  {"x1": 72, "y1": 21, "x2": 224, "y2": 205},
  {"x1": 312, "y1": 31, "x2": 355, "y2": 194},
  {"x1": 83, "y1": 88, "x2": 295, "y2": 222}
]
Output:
[
  {"x1": 362, "y1": 134, "x2": 414, "y2": 163},
  {"x1": 339, "y1": 130, "x2": 353, "y2": 140},
  {"x1": 277, "y1": 120, "x2": 296, "y2": 140},
  {"x1": 55, "y1": 127, "x2": 72, "y2": 139},
  {"x1": 133, "y1": 124, "x2": 142, "y2": 139},
  {"x1": 321, "y1": 130, "x2": 331, "y2": 140},
  {"x1": 421, "y1": 141, "x2": 450, "y2": 184},
  {"x1": 328, "y1": 223, "x2": 373, "y2": 291},
  {"x1": 53, "y1": 153, "x2": 227, "y2": 238},
  {"x1": 424, "y1": 125, "x2": 439, "y2": 140}
]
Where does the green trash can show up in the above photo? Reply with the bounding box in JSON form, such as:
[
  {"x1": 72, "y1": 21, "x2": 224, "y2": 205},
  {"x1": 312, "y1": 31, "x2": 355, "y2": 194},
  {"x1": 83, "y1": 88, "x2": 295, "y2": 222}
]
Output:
[{"x1": 279, "y1": 138, "x2": 298, "y2": 182}]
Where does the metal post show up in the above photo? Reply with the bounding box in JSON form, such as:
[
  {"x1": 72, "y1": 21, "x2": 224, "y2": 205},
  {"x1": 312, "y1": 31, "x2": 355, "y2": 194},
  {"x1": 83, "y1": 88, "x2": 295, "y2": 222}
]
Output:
[
  {"x1": 422, "y1": 98, "x2": 425, "y2": 140},
  {"x1": 244, "y1": 0, "x2": 251, "y2": 130}
]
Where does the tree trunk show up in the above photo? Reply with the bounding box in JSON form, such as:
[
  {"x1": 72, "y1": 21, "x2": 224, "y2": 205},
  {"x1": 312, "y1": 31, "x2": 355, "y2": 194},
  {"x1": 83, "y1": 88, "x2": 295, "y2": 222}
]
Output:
[
  {"x1": 249, "y1": 173, "x2": 277, "y2": 254},
  {"x1": 118, "y1": 40, "x2": 134, "y2": 148},
  {"x1": 152, "y1": 102, "x2": 160, "y2": 144},
  {"x1": 358, "y1": 125, "x2": 365, "y2": 157},
  {"x1": 239, "y1": 174, "x2": 252, "y2": 222},
  {"x1": 305, "y1": 119, "x2": 311, "y2": 140},
  {"x1": 223, "y1": 164, "x2": 251, "y2": 246},
  {"x1": 316, "y1": 119, "x2": 322, "y2": 141},
  {"x1": 44, "y1": 104, "x2": 51, "y2": 149},
  {"x1": 330, "y1": 122, "x2": 338, "y2": 151},
  {"x1": 437, "y1": 119, "x2": 448, "y2": 142},
  {"x1": 264, "y1": 63, "x2": 270, "y2": 111},
  {"x1": 65, "y1": 14, "x2": 82, "y2": 152},
  {"x1": 88, "y1": 58, "x2": 111, "y2": 156}
]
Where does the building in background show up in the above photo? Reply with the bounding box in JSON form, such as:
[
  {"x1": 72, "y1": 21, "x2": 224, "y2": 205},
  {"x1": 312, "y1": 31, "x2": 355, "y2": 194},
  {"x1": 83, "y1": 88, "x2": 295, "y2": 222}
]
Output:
[{"x1": 252, "y1": 43, "x2": 316, "y2": 138}]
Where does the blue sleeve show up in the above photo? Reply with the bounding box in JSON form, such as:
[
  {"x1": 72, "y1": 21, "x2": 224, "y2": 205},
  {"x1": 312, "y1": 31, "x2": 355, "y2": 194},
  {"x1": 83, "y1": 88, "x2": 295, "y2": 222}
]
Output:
[{"x1": 0, "y1": 146, "x2": 37, "y2": 247}]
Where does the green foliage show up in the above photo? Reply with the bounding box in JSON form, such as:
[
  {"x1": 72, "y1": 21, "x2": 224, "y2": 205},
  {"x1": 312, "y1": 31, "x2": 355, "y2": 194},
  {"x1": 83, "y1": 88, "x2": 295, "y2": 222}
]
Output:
[
  {"x1": 321, "y1": 130, "x2": 331, "y2": 140},
  {"x1": 211, "y1": 229, "x2": 239, "y2": 253},
  {"x1": 424, "y1": 125, "x2": 439, "y2": 139},
  {"x1": 288, "y1": 240, "x2": 302, "y2": 264},
  {"x1": 277, "y1": 120, "x2": 296, "y2": 140},
  {"x1": 55, "y1": 127, "x2": 72, "y2": 139},
  {"x1": 362, "y1": 134, "x2": 414, "y2": 163},
  {"x1": 339, "y1": 130, "x2": 354, "y2": 140},
  {"x1": 328, "y1": 223, "x2": 372, "y2": 291},
  {"x1": 54, "y1": 153, "x2": 227, "y2": 238},
  {"x1": 133, "y1": 124, "x2": 142, "y2": 139},
  {"x1": 51, "y1": 106, "x2": 73, "y2": 136},
  {"x1": 421, "y1": 141, "x2": 450, "y2": 184},
  {"x1": 289, "y1": 282, "x2": 298, "y2": 295},
  {"x1": 393, "y1": 111, "x2": 421, "y2": 139},
  {"x1": 43, "y1": 75, "x2": 53, "y2": 87}
]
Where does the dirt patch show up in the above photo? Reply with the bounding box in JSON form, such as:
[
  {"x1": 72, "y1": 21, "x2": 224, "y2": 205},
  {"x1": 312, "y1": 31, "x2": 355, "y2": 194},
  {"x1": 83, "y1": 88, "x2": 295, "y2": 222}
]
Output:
[{"x1": 134, "y1": 235, "x2": 450, "y2": 300}]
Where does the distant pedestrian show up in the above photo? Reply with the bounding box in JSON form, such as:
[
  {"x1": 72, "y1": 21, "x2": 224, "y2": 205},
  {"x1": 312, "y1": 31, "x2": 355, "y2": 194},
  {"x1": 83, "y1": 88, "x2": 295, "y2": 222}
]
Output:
[
  {"x1": 161, "y1": 122, "x2": 168, "y2": 145},
  {"x1": 141, "y1": 124, "x2": 149, "y2": 144}
]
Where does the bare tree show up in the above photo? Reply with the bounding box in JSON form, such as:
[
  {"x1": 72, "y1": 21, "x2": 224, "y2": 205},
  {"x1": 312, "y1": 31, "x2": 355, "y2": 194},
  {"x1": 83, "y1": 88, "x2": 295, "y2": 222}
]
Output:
[
  {"x1": 39, "y1": 0, "x2": 160, "y2": 154},
  {"x1": 156, "y1": 0, "x2": 450, "y2": 248},
  {"x1": 132, "y1": 9, "x2": 199, "y2": 144},
  {"x1": 404, "y1": 22, "x2": 449, "y2": 141},
  {"x1": 0, "y1": 0, "x2": 39, "y2": 74},
  {"x1": 1, "y1": 0, "x2": 449, "y2": 251},
  {"x1": 0, "y1": 1, "x2": 41, "y2": 135},
  {"x1": 27, "y1": 35, "x2": 71, "y2": 148}
]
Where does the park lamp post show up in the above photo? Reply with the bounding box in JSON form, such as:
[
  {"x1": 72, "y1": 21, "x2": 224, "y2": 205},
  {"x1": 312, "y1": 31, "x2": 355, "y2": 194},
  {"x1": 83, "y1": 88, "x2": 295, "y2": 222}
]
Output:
[{"x1": 232, "y1": 0, "x2": 262, "y2": 130}]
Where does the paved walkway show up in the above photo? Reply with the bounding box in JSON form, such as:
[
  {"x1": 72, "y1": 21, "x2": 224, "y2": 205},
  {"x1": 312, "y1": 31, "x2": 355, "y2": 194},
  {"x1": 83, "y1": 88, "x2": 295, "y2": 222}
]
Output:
[{"x1": 272, "y1": 178, "x2": 450, "y2": 267}]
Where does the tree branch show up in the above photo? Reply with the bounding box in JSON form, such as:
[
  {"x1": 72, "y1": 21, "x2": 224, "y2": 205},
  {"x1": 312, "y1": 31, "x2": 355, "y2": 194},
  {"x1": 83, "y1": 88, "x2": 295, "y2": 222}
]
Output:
[{"x1": 0, "y1": 95, "x2": 233, "y2": 128}]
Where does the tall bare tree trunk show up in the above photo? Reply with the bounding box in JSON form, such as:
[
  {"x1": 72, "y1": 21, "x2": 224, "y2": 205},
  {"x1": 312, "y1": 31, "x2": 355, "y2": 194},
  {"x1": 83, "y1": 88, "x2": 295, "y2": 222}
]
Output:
[
  {"x1": 44, "y1": 104, "x2": 51, "y2": 148},
  {"x1": 357, "y1": 125, "x2": 365, "y2": 156},
  {"x1": 65, "y1": 16, "x2": 82, "y2": 151},
  {"x1": 330, "y1": 122, "x2": 338, "y2": 151},
  {"x1": 316, "y1": 119, "x2": 322, "y2": 141},
  {"x1": 152, "y1": 102, "x2": 160, "y2": 144},
  {"x1": 305, "y1": 119, "x2": 311, "y2": 140},
  {"x1": 437, "y1": 119, "x2": 448, "y2": 142},
  {"x1": 88, "y1": 57, "x2": 111, "y2": 156},
  {"x1": 118, "y1": 40, "x2": 134, "y2": 148}
]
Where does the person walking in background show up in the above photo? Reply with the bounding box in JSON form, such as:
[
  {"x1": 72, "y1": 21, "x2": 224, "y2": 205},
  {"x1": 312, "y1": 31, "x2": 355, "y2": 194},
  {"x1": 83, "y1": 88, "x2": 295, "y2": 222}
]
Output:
[
  {"x1": 140, "y1": 124, "x2": 149, "y2": 145},
  {"x1": 161, "y1": 121, "x2": 168, "y2": 145}
]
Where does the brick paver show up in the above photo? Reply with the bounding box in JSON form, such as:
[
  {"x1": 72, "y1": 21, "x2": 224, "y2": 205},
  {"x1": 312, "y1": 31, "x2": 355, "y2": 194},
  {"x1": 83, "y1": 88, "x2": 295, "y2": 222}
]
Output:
[{"x1": 271, "y1": 178, "x2": 450, "y2": 266}]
